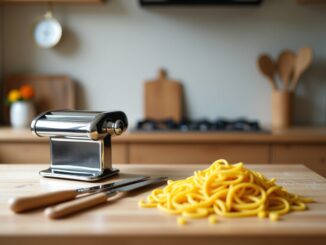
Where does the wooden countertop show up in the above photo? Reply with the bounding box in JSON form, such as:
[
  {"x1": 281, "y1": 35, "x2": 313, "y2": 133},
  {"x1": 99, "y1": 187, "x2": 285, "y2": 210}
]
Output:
[
  {"x1": 0, "y1": 164, "x2": 325, "y2": 245},
  {"x1": 1, "y1": 126, "x2": 326, "y2": 143}
]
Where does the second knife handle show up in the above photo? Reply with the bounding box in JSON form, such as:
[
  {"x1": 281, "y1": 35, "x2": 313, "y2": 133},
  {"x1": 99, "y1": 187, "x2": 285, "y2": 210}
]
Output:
[
  {"x1": 44, "y1": 192, "x2": 117, "y2": 219},
  {"x1": 8, "y1": 190, "x2": 78, "y2": 213}
]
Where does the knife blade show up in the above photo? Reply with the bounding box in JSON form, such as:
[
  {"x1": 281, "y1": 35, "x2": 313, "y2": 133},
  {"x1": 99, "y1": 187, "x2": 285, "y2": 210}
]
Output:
[
  {"x1": 9, "y1": 176, "x2": 149, "y2": 213},
  {"x1": 76, "y1": 176, "x2": 149, "y2": 193},
  {"x1": 106, "y1": 176, "x2": 168, "y2": 194},
  {"x1": 45, "y1": 177, "x2": 168, "y2": 219}
]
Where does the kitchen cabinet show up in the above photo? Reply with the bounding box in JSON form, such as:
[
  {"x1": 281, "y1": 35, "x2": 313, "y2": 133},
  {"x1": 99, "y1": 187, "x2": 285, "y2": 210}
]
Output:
[
  {"x1": 112, "y1": 143, "x2": 128, "y2": 163},
  {"x1": 129, "y1": 143, "x2": 269, "y2": 164},
  {"x1": 0, "y1": 142, "x2": 127, "y2": 164},
  {"x1": 1, "y1": 127, "x2": 326, "y2": 177},
  {"x1": 271, "y1": 144, "x2": 326, "y2": 177},
  {"x1": 0, "y1": 142, "x2": 50, "y2": 163},
  {"x1": 0, "y1": 163, "x2": 325, "y2": 245},
  {"x1": 0, "y1": 0, "x2": 103, "y2": 4}
]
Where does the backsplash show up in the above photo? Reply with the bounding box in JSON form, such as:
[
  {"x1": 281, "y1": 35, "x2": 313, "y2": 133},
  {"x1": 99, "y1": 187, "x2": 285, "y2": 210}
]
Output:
[{"x1": 0, "y1": 0, "x2": 325, "y2": 127}]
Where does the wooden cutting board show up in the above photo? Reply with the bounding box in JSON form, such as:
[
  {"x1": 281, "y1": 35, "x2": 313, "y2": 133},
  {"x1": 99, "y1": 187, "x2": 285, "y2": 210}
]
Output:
[
  {"x1": 1, "y1": 75, "x2": 75, "y2": 124},
  {"x1": 144, "y1": 69, "x2": 183, "y2": 122}
]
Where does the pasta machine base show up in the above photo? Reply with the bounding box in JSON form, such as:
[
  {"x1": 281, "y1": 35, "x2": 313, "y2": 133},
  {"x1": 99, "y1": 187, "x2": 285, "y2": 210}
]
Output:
[{"x1": 39, "y1": 167, "x2": 119, "y2": 182}]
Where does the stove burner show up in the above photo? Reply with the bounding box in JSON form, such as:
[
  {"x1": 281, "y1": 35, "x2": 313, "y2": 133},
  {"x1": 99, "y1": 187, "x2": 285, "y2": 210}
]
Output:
[
  {"x1": 136, "y1": 119, "x2": 178, "y2": 131},
  {"x1": 136, "y1": 118, "x2": 262, "y2": 132}
]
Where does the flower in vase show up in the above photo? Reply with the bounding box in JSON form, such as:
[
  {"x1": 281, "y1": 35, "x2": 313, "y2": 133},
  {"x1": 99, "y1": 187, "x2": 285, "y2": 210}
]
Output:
[{"x1": 6, "y1": 84, "x2": 35, "y2": 105}]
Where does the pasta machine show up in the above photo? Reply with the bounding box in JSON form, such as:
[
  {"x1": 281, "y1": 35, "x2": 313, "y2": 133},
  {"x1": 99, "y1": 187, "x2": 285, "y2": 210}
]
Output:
[{"x1": 31, "y1": 110, "x2": 128, "y2": 181}]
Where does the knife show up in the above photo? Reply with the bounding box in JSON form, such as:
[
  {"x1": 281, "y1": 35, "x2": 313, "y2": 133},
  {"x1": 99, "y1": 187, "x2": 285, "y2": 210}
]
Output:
[
  {"x1": 9, "y1": 176, "x2": 149, "y2": 213},
  {"x1": 45, "y1": 176, "x2": 168, "y2": 219}
]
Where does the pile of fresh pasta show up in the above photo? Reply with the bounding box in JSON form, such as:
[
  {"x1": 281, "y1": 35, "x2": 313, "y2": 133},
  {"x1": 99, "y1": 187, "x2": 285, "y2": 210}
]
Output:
[{"x1": 139, "y1": 159, "x2": 313, "y2": 224}]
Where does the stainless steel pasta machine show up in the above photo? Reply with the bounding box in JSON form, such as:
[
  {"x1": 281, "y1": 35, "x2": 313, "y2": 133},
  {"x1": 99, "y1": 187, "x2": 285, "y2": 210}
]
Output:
[{"x1": 31, "y1": 110, "x2": 128, "y2": 181}]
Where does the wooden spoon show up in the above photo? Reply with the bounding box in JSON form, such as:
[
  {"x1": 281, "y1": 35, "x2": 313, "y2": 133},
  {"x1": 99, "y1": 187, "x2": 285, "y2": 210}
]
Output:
[
  {"x1": 290, "y1": 47, "x2": 313, "y2": 91},
  {"x1": 257, "y1": 54, "x2": 277, "y2": 90},
  {"x1": 277, "y1": 50, "x2": 296, "y2": 91}
]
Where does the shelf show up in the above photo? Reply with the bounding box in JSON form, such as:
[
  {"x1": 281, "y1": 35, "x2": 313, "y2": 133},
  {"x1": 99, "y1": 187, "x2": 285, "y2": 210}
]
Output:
[
  {"x1": 297, "y1": 0, "x2": 326, "y2": 4},
  {"x1": 0, "y1": 0, "x2": 104, "y2": 4},
  {"x1": 140, "y1": 0, "x2": 263, "y2": 6}
]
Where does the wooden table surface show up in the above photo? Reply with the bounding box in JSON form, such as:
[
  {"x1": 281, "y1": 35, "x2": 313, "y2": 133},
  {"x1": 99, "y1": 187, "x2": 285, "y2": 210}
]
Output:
[{"x1": 0, "y1": 164, "x2": 326, "y2": 245}]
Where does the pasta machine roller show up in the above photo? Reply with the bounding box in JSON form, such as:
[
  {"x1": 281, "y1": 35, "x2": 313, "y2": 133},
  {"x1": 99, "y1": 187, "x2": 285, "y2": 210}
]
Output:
[{"x1": 31, "y1": 110, "x2": 128, "y2": 181}]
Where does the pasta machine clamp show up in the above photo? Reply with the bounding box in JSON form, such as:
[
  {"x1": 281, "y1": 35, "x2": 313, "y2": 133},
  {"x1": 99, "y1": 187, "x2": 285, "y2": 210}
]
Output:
[{"x1": 31, "y1": 110, "x2": 128, "y2": 181}]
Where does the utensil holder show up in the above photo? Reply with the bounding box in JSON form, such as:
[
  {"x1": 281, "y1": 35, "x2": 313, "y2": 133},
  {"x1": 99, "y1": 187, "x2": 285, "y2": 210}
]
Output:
[{"x1": 272, "y1": 91, "x2": 293, "y2": 129}]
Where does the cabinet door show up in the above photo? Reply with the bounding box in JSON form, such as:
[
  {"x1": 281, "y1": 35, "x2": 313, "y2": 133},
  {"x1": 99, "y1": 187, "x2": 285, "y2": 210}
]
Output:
[
  {"x1": 0, "y1": 142, "x2": 128, "y2": 164},
  {"x1": 0, "y1": 142, "x2": 50, "y2": 163},
  {"x1": 271, "y1": 144, "x2": 326, "y2": 177},
  {"x1": 112, "y1": 143, "x2": 128, "y2": 164},
  {"x1": 129, "y1": 143, "x2": 269, "y2": 164}
]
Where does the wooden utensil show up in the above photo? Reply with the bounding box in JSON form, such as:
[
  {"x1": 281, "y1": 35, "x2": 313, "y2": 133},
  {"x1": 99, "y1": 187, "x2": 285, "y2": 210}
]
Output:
[
  {"x1": 290, "y1": 47, "x2": 313, "y2": 91},
  {"x1": 44, "y1": 177, "x2": 167, "y2": 219},
  {"x1": 8, "y1": 176, "x2": 148, "y2": 213},
  {"x1": 144, "y1": 69, "x2": 183, "y2": 122},
  {"x1": 257, "y1": 54, "x2": 277, "y2": 90},
  {"x1": 277, "y1": 50, "x2": 296, "y2": 91}
]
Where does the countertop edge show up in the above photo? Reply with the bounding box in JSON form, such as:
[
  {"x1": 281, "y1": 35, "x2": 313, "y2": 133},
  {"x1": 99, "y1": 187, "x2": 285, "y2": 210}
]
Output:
[{"x1": 1, "y1": 127, "x2": 326, "y2": 143}]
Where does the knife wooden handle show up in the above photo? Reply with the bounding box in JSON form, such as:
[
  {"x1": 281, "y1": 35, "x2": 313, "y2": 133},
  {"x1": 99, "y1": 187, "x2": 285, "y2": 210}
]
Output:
[
  {"x1": 44, "y1": 192, "x2": 113, "y2": 219},
  {"x1": 8, "y1": 190, "x2": 77, "y2": 213}
]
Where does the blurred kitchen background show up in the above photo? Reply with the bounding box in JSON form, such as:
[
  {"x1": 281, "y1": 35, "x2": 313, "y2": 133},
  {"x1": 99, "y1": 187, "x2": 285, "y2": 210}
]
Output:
[{"x1": 0, "y1": 0, "x2": 325, "y2": 176}]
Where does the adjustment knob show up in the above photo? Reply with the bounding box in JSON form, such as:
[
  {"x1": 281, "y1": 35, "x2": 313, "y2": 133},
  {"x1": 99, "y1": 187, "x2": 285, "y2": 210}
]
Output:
[
  {"x1": 105, "y1": 120, "x2": 125, "y2": 136},
  {"x1": 113, "y1": 120, "x2": 124, "y2": 135}
]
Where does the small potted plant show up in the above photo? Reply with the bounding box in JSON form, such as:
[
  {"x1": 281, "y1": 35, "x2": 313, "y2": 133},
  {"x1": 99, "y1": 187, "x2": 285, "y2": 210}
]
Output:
[{"x1": 7, "y1": 84, "x2": 36, "y2": 128}]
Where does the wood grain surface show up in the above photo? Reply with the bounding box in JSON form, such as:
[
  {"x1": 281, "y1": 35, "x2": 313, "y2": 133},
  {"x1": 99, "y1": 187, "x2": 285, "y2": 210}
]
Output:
[
  {"x1": 1, "y1": 126, "x2": 326, "y2": 143},
  {"x1": 1, "y1": 127, "x2": 326, "y2": 177},
  {"x1": 129, "y1": 143, "x2": 269, "y2": 163},
  {"x1": 0, "y1": 164, "x2": 325, "y2": 245},
  {"x1": 271, "y1": 90, "x2": 293, "y2": 129},
  {"x1": 2, "y1": 75, "x2": 75, "y2": 124},
  {"x1": 144, "y1": 69, "x2": 183, "y2": 122}
]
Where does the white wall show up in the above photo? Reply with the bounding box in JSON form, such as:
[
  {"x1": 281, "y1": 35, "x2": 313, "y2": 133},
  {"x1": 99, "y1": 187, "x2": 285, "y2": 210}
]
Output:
[{"x1": 1, "y1": 0, "x2": 326, "y2": 127}]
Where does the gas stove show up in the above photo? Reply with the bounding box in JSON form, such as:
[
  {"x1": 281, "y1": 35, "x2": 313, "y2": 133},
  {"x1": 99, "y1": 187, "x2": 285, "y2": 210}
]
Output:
[{"x1": 135, "y1": 118, "x2": 262, "y2": 132}]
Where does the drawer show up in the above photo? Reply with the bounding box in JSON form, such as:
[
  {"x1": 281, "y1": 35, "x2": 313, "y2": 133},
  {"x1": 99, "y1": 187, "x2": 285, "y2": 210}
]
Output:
[
  {"x1": 0, "y1": 142, "x2": 128, "y2": 164},
  {"x1": 129, "y1": 143, "x2": 269, "y2": 164},
  {"x1": 271, "y1": 144, "x2": 326, "y2": 177},
  {"x1": 112, "y1": 143, "x2": 128, "y2": 163},
  {"x1": 0, "y1": 142, "x2": 50, "y2": 163}
]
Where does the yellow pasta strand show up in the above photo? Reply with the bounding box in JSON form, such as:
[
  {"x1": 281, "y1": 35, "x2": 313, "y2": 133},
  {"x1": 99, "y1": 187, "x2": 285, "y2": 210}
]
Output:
[
  {"x1": 177, "y1": 217, "x2": 187, "y2": 225},
  {"x1": 208, "y1": 214, "x2": 218, "y2": 224},
  {"x1": 139, "y1": 159, "x2": 314, "y2": 223}
]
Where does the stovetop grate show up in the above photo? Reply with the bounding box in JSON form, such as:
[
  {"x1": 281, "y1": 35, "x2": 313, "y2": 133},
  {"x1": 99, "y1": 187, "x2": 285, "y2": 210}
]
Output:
[{"x1": 134, "y1": 118, "x2": 264, "y2": 132}]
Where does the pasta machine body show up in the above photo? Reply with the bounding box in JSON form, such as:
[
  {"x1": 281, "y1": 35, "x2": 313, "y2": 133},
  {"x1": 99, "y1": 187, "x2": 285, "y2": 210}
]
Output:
[{"x1": 31, "y1": 110, "x2": 128, "y2": 181}]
